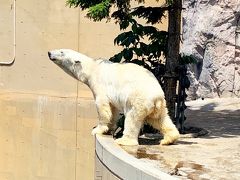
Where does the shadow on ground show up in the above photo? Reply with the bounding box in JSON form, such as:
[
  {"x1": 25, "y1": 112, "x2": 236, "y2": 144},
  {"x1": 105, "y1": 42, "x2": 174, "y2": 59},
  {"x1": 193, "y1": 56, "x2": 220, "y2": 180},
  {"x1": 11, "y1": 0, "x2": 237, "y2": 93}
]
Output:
[
  {"x1": 185, "y1": 102, "x2": 240, "y2": 139},
  {"x1": 138, "y1": 100, "x2": 240, "y2": 145}
]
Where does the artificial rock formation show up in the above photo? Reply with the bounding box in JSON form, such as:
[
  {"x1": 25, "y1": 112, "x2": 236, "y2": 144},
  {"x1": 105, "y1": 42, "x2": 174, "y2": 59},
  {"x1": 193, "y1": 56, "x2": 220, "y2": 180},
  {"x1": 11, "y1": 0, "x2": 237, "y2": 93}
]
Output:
[{"x1": 181, "y1": 0, "x2": 240, "y2": 99}]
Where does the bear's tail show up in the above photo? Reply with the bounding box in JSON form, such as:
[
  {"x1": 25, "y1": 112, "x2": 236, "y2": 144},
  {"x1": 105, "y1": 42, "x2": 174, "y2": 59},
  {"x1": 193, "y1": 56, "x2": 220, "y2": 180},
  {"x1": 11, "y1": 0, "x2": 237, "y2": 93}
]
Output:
[{"x1": 146, "y1": 98, "x2": 180, "y2": 145}]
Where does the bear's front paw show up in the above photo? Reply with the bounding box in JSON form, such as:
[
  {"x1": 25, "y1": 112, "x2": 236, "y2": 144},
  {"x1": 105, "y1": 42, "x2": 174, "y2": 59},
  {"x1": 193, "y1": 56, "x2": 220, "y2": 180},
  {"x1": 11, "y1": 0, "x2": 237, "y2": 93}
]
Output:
[
  {"x1": 91, "y1": 125, "x2": 109, "y2": 135},
  {"x1": 115, "y1": 136, "x2": 138, "y2": 146}
]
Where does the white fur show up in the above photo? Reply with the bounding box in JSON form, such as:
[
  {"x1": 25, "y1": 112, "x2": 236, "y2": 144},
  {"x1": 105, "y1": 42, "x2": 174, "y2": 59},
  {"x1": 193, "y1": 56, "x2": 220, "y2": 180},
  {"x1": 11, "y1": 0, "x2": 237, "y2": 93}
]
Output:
[{"x1": 48, "y1": 49, "x2": 180, "y2": 145}]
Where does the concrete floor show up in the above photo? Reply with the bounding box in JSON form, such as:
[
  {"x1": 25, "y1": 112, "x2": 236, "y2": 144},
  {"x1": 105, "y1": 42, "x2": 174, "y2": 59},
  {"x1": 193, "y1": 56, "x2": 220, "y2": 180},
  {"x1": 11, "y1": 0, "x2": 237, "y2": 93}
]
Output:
[{"x1": 123, "y1": 98, "x2": 240, "y2": 180}]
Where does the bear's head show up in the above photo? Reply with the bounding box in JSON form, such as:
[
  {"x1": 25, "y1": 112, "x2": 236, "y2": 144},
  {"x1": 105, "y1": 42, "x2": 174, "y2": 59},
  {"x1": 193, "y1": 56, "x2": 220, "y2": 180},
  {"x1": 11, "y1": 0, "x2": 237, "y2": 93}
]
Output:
[{"x1": 48, "y1": 49, "x2": 93, "y2": 83}]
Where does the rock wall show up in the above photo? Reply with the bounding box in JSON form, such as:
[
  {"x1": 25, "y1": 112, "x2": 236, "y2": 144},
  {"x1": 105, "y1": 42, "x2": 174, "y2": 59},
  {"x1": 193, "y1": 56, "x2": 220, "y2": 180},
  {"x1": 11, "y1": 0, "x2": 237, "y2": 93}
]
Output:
[{"x1": 181, "y1": 0, "x2": 240, "y2": 99}]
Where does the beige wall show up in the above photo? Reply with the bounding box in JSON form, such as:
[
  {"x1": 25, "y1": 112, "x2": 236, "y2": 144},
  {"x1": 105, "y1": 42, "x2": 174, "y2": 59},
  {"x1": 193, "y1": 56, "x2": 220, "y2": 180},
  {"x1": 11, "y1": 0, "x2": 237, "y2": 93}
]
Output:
[
  {"x1": 0, "y1": 0, "x2": 167, "y2": 180},
  {"x1": 0, "y1": 1, "x2": 100, "y2": 180}
]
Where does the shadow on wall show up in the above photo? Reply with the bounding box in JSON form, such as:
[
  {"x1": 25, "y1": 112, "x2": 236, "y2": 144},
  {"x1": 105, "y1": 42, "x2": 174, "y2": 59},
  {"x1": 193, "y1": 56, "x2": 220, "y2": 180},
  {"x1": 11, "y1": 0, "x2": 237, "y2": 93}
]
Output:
[{"x1": 185, "y1": 102, "x2": 240, "y2": 139}]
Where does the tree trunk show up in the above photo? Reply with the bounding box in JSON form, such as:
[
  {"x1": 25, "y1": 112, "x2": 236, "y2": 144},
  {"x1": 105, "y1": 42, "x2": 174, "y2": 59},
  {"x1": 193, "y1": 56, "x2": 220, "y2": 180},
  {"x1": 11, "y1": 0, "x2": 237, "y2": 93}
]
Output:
[{"x1": 164, "y1": 0, "x2": 182, "y2": 124}]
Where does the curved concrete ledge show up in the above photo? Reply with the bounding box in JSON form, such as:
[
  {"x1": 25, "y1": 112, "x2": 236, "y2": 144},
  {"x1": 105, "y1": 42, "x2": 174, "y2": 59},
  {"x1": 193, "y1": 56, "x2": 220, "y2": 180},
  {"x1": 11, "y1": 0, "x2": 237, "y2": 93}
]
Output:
[{"x1": 95, "y1": 135, "x2": 176, "y2": 180}]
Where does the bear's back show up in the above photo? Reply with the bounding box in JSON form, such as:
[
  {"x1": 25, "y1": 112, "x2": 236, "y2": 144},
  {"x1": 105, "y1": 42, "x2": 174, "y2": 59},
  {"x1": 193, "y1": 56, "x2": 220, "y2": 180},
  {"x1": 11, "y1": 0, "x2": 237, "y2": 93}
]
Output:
[{"x1": 99, "y1": 62, "x2": 164, "y2": 96}]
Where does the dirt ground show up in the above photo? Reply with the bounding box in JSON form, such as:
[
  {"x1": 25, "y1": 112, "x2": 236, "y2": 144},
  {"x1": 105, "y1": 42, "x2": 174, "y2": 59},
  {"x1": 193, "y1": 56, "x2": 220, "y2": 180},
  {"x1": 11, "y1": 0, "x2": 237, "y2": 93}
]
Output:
[{"x1": 123, "y1": 98, "x2": 240, "y2": 180}]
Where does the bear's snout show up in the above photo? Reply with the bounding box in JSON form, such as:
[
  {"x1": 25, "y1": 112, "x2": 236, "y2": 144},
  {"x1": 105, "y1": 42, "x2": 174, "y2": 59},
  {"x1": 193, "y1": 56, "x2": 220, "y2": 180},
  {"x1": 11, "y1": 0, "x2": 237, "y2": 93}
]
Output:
[
  {"x1": 48, "y1": 51, "x2": 52, "y2": 59},
  {"x1": 48, "y1": 51, "x2": 56, "y2": 61}
]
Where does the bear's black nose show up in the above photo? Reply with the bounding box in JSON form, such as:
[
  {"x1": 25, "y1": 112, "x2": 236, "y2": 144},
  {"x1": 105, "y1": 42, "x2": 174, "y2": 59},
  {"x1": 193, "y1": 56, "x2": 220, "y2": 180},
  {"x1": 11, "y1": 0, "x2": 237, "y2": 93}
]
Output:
[{"x1": 48, "y1": 51, "x2": 51, "y2": 58}]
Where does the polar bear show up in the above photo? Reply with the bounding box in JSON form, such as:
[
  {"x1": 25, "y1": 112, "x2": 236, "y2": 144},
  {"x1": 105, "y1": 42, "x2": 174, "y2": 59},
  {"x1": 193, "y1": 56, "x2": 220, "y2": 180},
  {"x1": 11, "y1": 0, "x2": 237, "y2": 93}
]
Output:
[{"x1": 48, "y1": 49, "x2": 179, "y2": 145}]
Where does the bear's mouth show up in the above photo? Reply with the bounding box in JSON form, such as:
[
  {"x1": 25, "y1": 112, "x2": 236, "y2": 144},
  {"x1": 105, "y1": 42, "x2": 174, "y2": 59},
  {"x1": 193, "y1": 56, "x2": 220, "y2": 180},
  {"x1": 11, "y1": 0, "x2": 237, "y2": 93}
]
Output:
[{"x1": 50, "y1": 58, "x2": 57, "y2": 61}]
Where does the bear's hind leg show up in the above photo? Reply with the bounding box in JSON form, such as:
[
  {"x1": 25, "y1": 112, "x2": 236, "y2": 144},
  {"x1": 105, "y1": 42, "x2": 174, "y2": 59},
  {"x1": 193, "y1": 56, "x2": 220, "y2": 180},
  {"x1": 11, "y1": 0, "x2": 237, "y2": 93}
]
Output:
[
  {"x1": 147, "y1": 115, "x2": 179, "y2": 145},
  {"x1": 159, "y1": 114, "x2": 180, "y2": 145},
  {"x1": 146, "y1": 99, "x2": 179, "y2": 145}
]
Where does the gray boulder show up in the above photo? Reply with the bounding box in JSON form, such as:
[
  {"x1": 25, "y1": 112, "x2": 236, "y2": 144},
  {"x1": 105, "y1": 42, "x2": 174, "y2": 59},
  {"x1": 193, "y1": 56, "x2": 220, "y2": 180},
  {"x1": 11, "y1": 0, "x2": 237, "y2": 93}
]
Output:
[{"x1": 181, "y1": 0, "x2": 240, "y2": 99}]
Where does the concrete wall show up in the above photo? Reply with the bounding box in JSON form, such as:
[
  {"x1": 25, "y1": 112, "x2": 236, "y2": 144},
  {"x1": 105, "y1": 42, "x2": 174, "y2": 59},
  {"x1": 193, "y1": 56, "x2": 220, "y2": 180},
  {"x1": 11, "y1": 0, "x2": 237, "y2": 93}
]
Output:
[
  {"x1": 0, "y1": 0, "x2": 121, "y2": 179},
  {"x1": 95, "y1": 135, "x2": 176, "y2": 180},
  {"x1": 0, "y1": 0, "x2": 122, "y2": 94},
  {"x1": 0, "y1": 0, "x2": 167, "y2": 180}
]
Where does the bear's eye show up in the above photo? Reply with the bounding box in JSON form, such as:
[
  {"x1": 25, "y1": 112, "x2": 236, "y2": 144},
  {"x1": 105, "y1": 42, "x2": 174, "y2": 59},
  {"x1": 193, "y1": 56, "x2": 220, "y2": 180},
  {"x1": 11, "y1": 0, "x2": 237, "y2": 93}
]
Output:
[{"x1": 75, "y1": 60, "x2": 80, "y2": 64}]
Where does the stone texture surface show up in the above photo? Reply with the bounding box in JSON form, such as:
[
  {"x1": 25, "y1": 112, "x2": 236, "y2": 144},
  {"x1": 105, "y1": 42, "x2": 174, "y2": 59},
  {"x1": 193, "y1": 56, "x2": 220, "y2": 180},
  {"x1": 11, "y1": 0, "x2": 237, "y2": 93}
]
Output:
[{"x1": 181, "y1": 0, "x2": 240, "y2": 99}]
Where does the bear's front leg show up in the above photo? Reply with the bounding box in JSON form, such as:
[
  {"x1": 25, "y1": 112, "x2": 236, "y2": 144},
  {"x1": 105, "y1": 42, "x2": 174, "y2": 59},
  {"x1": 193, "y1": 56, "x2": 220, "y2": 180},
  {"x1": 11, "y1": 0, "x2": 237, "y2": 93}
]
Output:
[
  {"x1": 92, "y1": 100, "x2": 112, "y2": 136},
  {"x1": 115, "y1": 108, "x2": 145, "y2": 146}
]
